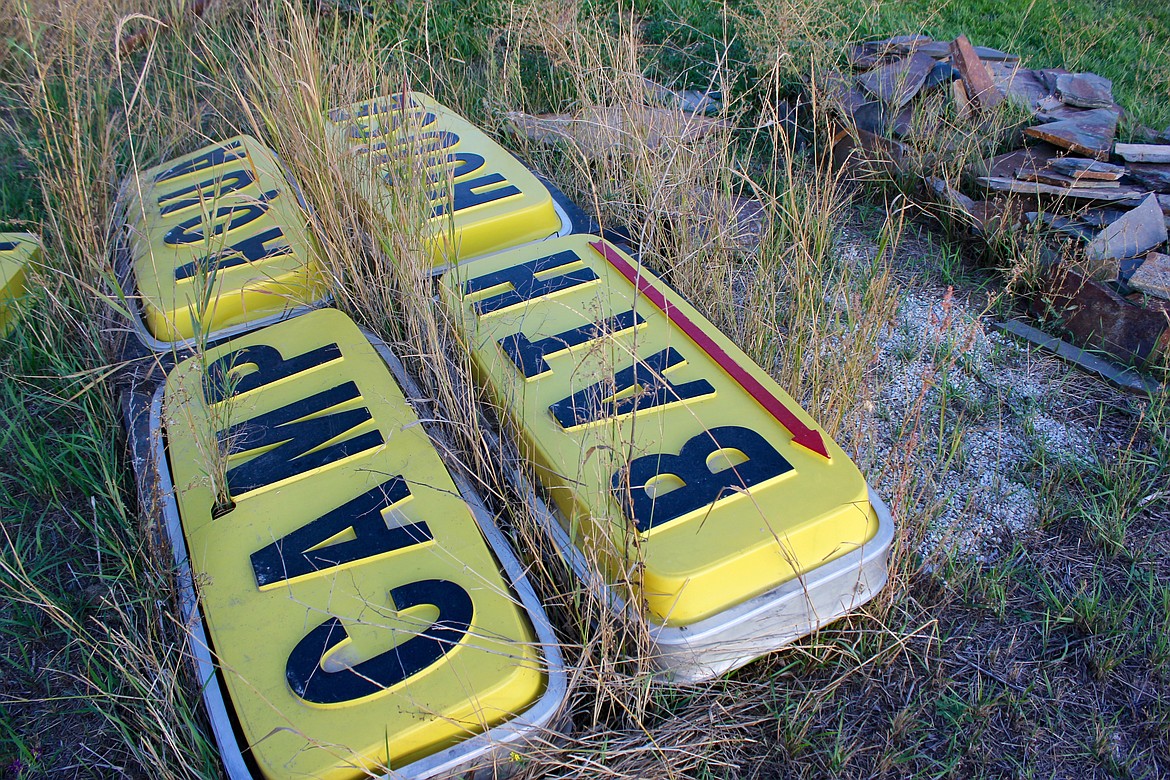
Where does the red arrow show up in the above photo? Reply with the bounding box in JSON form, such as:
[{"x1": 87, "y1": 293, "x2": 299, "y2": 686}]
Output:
[{"x1": 590, "y1": 239, "x2": 830, "y2": 460}]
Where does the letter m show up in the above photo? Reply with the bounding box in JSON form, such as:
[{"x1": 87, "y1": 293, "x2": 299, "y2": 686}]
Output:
[{"x1": 221, "y1": 381, "x2": 384, "y2": 496}]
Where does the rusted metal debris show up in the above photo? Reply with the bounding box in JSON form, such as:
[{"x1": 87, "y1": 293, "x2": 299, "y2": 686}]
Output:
[
  {"x1": 996, "y1": 319, "x2": 1164, "y2": 394},
  {"x1": 1030, "y1": 264, "x2": 1169, "y2": 365}
]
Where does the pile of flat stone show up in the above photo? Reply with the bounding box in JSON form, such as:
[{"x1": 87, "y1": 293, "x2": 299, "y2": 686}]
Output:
[{"x1": 826, "y1": 34, "x2": 1170, "y2": 366}]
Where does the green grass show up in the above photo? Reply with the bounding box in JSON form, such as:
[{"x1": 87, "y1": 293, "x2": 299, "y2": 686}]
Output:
[{"x1": 0, "y1": 296, "x2": 220, "y2": 776}]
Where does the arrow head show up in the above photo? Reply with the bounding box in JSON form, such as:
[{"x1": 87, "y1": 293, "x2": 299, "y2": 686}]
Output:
[{"x1": 791, "y1": 426, "x2": 830, "y2": 459}]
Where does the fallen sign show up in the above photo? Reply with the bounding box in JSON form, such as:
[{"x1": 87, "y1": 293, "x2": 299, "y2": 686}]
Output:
[
  {"x1": 0, "y1": 232, "x2": 40, "y2": 335},
  {"x1": 440, "y1": 235, "x2": 893, "y2": 682},
  {"x1": 149, "y1": 308, "x2": 565, "y2": 779},
  {"x1": 117, "y1": 136, "x2": 328, "y2": 350},
  {"x1": 329, "y1": 92, "x2": 571, "y2": 272}
]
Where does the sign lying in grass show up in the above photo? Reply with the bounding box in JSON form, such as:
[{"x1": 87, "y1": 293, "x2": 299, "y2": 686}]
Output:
[
  {"x1": 155, "y1": 308, "x2": 564, "y2": 779},
  {"x1": 441, "y1": 235, "x2": 893, "y2": 681},
  {"x1": 0, "y1": 233, "x2": 39, "y2": 336},
  {"x1": 328, "y1": 92, "x2": 567, "y2": 271},
  {"x1": 120, "y1": 135, "x2": 327, "y2": 347}
]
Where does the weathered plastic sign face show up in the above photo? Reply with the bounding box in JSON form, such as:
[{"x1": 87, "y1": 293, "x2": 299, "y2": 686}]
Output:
[
  {"x1": 0, "y1": 233, "x2": 38, "y2": 335},
  {"x1": 441, "y1": 235, "x2": 881, "y2": 629},
  {"x1": 328, "y1": 92, "x2": 563, "y2": 270},
  {"x1": 162, "y1": 309, "x2": 550, "y2": 778},
  {"x1": 123, "y1": 135, "x2": 326, "y2": 343}
]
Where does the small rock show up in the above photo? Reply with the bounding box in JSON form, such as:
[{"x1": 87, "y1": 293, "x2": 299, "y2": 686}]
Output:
[{"x1": 1129, "y1": 251, "x2": 1170, "y2": 299}]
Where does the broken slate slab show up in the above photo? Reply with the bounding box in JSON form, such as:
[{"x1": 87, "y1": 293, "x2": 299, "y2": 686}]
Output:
[
  {"x1": 929, "y1": 176, "x2": 977, "y2": 213},
  {"x1": 642, "y1": 77, "x2": 722, "y2": 116},
  {"x1": 1017, "y1": 165, "x2": 1120, "y2": 189},
  {"x1": 823, "y1": 72, "x2": 890, "y2": 133},
  {"x1": 1024, "y1": 108, "x2": 1118, "y2": 160},
  {"x1": 978, "y1": 175, "x2": 1145, "y2": 203},
  {"x1": 1025, "y1": 211, "x2": 1097, "y2": 241},
  {"x1": 923, "y1": 60, "x2": 959, "y2": 90},
  {"x1": 1124, "y1": 163, "x2": 1170, "y2": 193},
  {"x1": 950, "y1": 35, "x2": 1004, "y2": 110},
  {"x1": 1048, "y1": 157, "x2": 1126, "y2": 181},
  {"x1": 831, "y1": 127, "x2": 909, "y2": 174},
  {"x1": 1033, "y1": 97, "x2": 1114, "y2": 123},
  {"x1": 1079, "y1": 207, "x2": 1131, "y2": 228},
  {"x1": 987, "y1": 62, "x2": 1052, "y2": 111},
  {"x1": 913, "y1": 40, "x2": 1018, "y2": 62},
  {"x1": 981, "y1": 145, "x2": 1062, "y2": 179},
  {"x1": 856, "y1": 52, "x2": 936, "y2": 108},
  {"x1": 1055, "y1": 72, "x2": 1114, "y2": 109},
  {"x1": 1115, "y1": 143, "x2": 1170, "y2": 164},
  {"x1": 848, "y1": 35, "x2": 933, "y2": 70},
  {"x1": 1085, "y1": 193, "x2": 1168, "y2": 271},
  {"x1": 1130, "y1": 251, "x2": 1170, "y2": 299}
]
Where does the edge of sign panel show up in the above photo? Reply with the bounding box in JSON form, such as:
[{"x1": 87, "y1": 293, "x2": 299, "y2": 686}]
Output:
[
  {"x1": 114, "y1": 135, "x2": 330, "y2": 353},
  {"x1": 439, "y1": 234, "x2": 894, "y2": 682},
  {"x1": 0, "y1": 232, "x2": 40, "y2": 336},
  {"x1": 327, "y1": 92, "x2": 572, "y2": 274},
  {"x1": 145, "y1": 322, "x2": 567, "y2": 779}
]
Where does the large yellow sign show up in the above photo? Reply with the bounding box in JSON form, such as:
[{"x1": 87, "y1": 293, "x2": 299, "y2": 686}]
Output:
[
  {"x1": 328, "y1": 92, "x2": 563, "y2": 270},
  {"x1": 441, "y1": 235, "x2": 881, "y2": 628},
  {"x1": 162, "y1": 309, "x2": 550, "y2": 778},
  {"x1": 0, "y1": 233, "x2": 38, "y2": 335},
  {"x1": 122, "y1": 136, "x2": 326, "y2": 343}
]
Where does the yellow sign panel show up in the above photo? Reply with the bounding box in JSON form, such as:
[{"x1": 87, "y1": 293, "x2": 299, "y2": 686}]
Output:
[
  {"x1": 123, "y1": 135, "x2": 326, "y2": 342},
  {"x1": 328, "y1": 92, "x2": 562, "y2": 269},
  {"x1": 163, "y1": 309, "x2": 544, "y2": 779},
  {"x1": 0, "y1": 232, "x2": 39, "y2": 335},
  {"x1": 440, "y1": 235, "x2": 880, "y2": 627}
]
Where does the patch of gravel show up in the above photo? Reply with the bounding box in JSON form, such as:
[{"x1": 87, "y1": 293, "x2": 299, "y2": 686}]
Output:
[{"x1": 839, "y1": 233, "x2": 1122, "y2": 561}]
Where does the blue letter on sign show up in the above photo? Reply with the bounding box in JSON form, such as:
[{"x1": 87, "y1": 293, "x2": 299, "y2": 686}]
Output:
[
  {"x1": 286, "y1": 579, "x2": 473, "y2": 704},
  {"x1": 463, "y1": 250, "x2": 599, "y2": 315},
  {"x1": 611, "y1": 426, "x2": 792, "y2": 532},
  {"x1": 548, "y1": 348, "x2": 715, "y2": 429}
]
